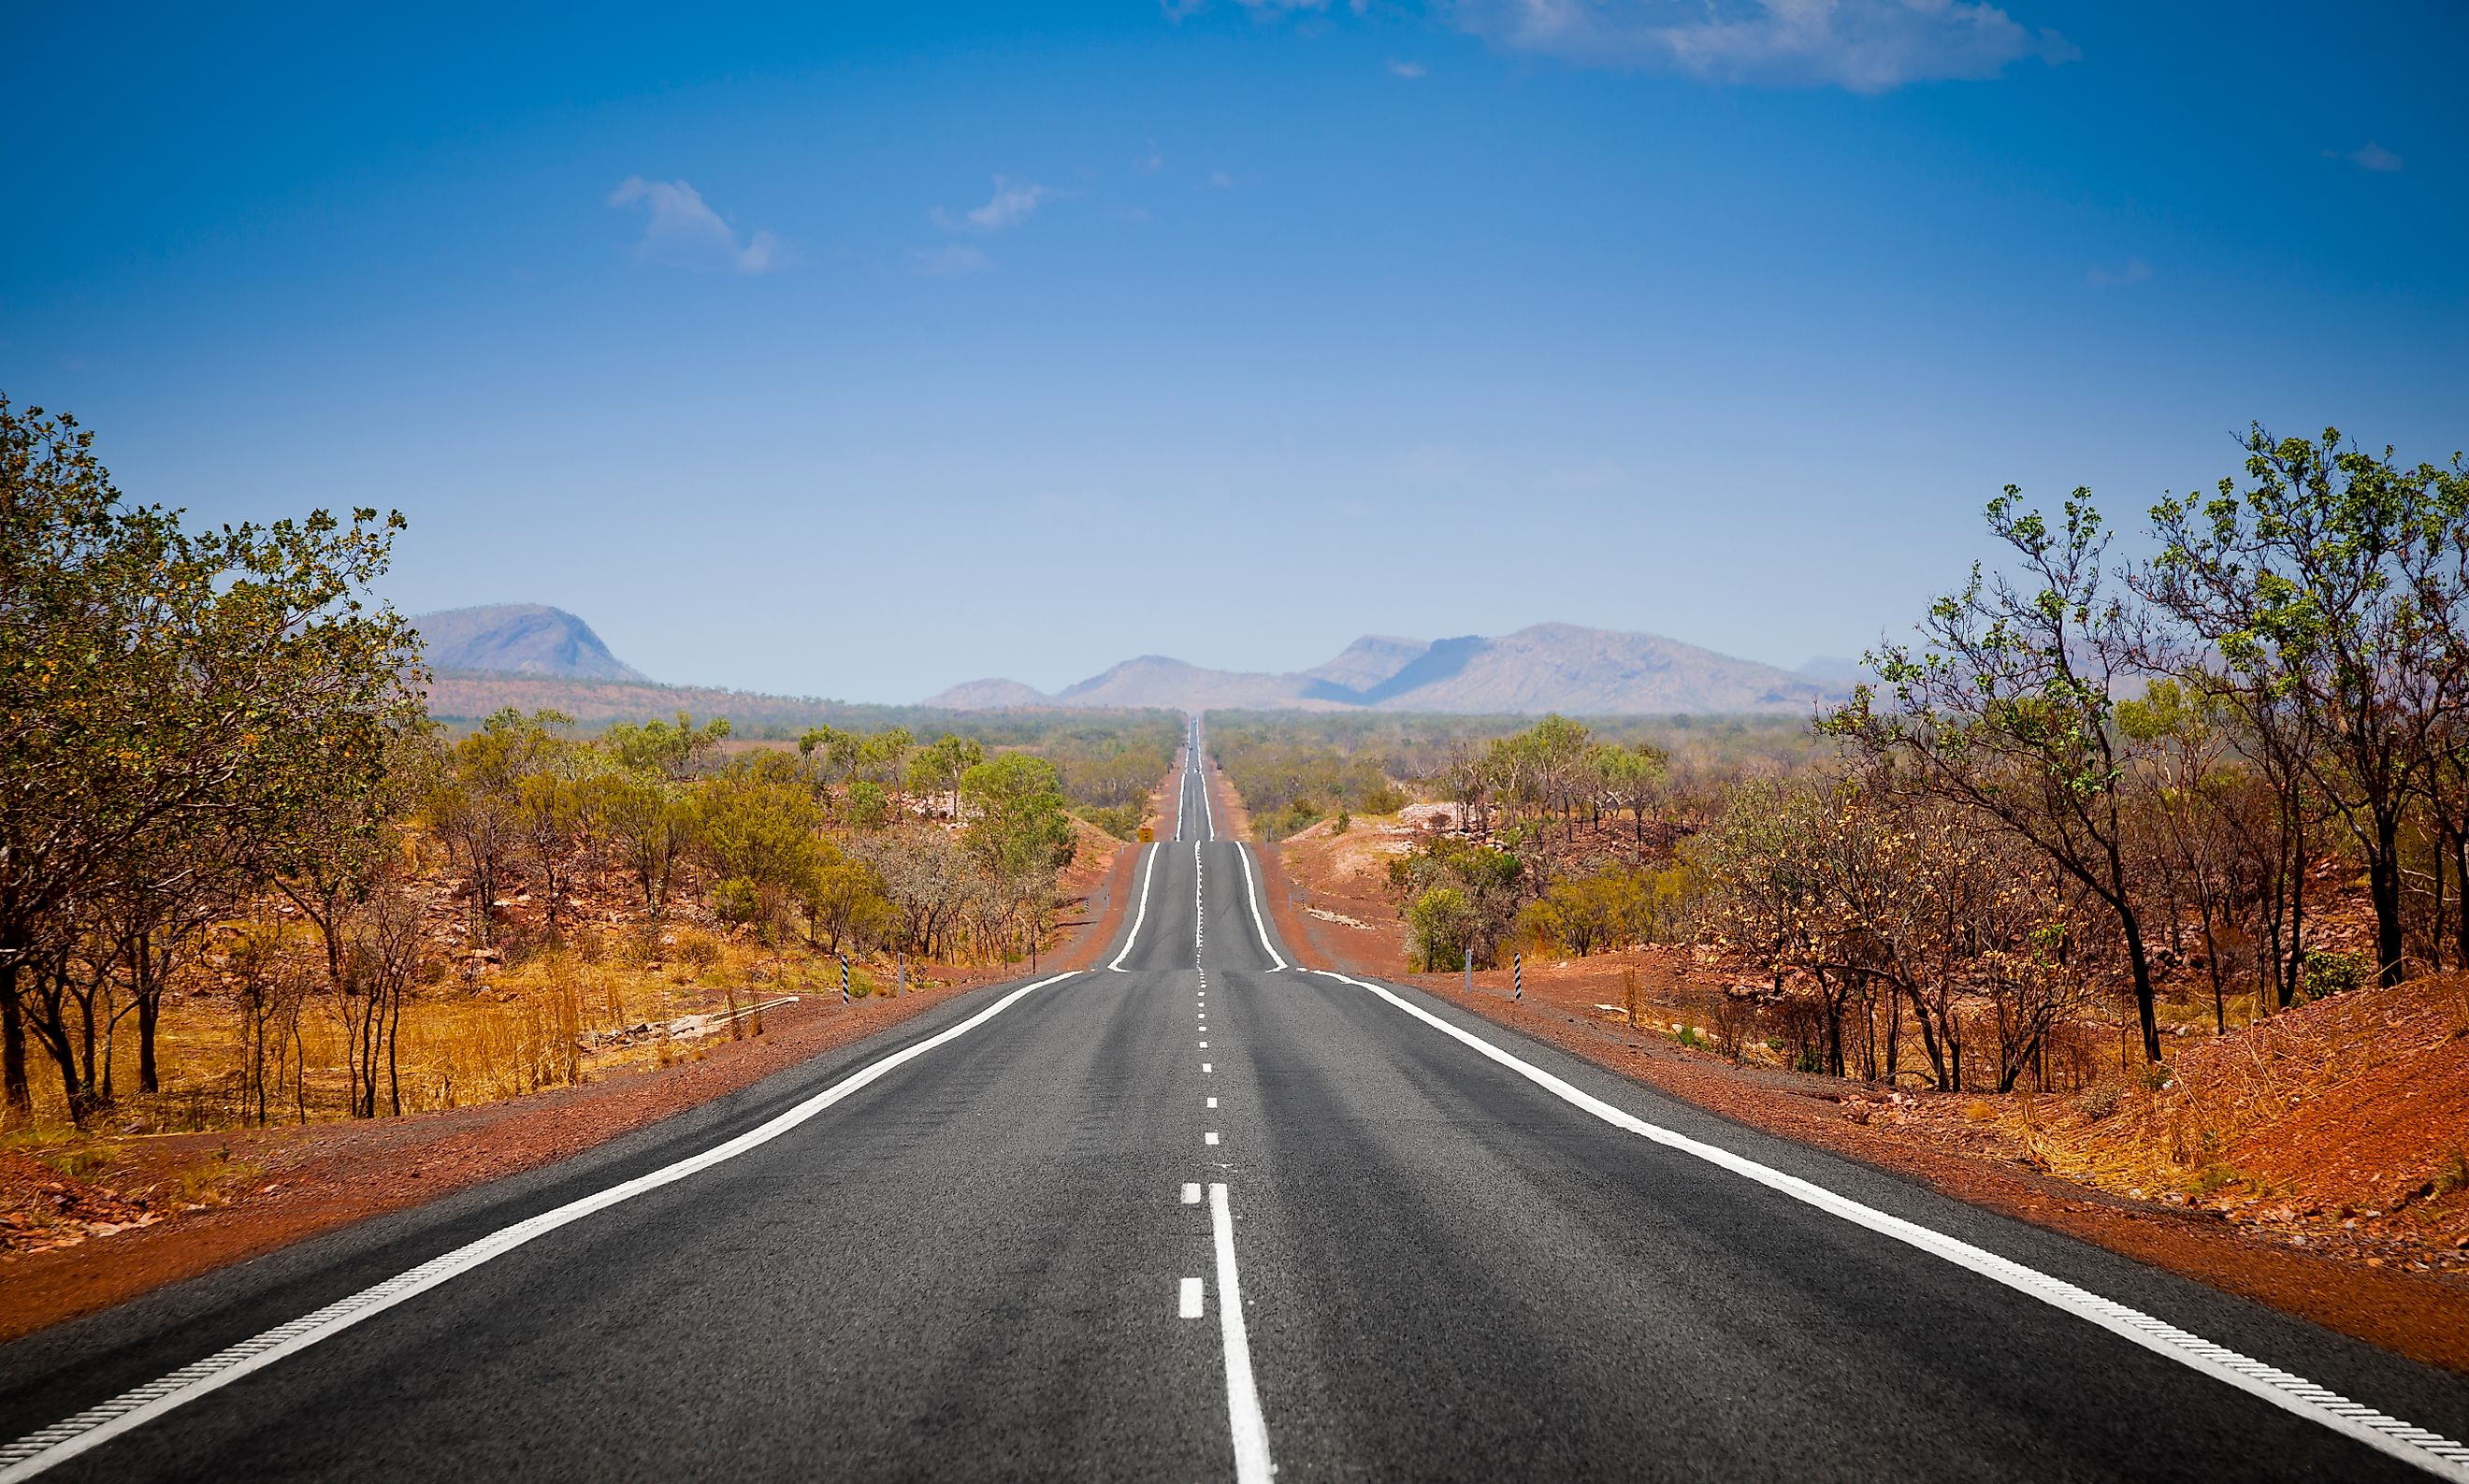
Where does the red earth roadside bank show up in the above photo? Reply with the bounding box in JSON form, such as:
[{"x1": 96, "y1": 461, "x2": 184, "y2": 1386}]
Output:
[
  {"x1": 0, "y1": 838, "x2": 1139, "y2": 1346},
  {"x1": 1253, "y1": 820, "x2": 2469, "y2": 1376}
]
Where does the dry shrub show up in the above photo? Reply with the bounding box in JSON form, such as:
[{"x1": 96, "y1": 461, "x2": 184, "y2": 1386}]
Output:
[
  {"x1": 2043, "y1": 1020, "x2": 2104, "y2": 1096},
  {"x1": 173, "y1": 1157, "x2": 262, "y2": 1208},
  {"x1": 675, "y1": 931, "x2": 722, "y2": 980},
  {"x1": 2444, "y1": 978, "x2": 2469, "y2": 1041},
  {"x1": 1711, "y1": 992, "x2": 1757, "y2": 1064},
  {"x1": 2072, "y1": 1079, "x2": 2125, "y2": 1122},
  {"x1": 618, "y1": 925, "x2": 663, "y2": 972}
]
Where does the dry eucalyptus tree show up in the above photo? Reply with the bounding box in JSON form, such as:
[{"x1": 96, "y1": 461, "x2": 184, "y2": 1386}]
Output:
[
  {"x1": 2, "y1": 396, "x2": 420, "y2": 1124},
  {"x1": 1827, "y1": 490, "x2": 2168, "y2": 1063},
  {"x1": 2142, "y1": 428, "x2": 2469, "y2": 988}
]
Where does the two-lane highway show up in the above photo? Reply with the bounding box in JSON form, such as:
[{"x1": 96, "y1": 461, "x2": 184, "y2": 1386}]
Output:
[{"x1": 6, "y1": 720, "x2": 2468, "y2": 1480}]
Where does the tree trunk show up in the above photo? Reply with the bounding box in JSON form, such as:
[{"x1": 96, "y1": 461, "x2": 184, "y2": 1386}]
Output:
[
  {"x1": 2455, "y1": 830, "x2": 2469, "y2": 971},
  {"x1": 135, "y1": 929, "x2": 162, "y2": 1094},
  {"x1": 2371, "y1": 809, "x2": 2406, "y2": 988},
  {"x1": 2121, "y1": 906, "x2": 2162, "y2": 1064},
  {"x1": 2199, "y1": 903, "x2": 2225, "y2": 1036},
  {"x1": 0, "y1": 966, "x2": 28, "y2": 1126},
  {"x1": 2434, "y1": 834, "x2": 2453, "y2": 974}
]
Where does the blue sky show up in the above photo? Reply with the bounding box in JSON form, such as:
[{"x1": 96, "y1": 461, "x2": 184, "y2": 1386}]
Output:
[{"x1": 6, "y1": 2, "x2": 2463, "y2": 700}]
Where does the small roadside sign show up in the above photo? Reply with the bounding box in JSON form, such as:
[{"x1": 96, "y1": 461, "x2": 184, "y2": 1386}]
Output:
[{"x1": 1137, "y1": 826, "x2": 1155, "y2": 843}]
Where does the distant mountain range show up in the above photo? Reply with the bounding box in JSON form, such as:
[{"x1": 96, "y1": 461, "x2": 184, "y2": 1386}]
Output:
[
  {"x1": 409, "y1": 605, "x2": 1853, "y2": 718},
  {"x1": 412, "y1": 604, "x2": 649, "y2": 684},
  {"x1": 928, "y1": 623, "x2": 1847, "y2": 715}
]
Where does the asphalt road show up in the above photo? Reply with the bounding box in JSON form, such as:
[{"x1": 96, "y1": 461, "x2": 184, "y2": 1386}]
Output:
[{"x1": 6, "y1": 728, "x2": 2469, "y2": 1481}]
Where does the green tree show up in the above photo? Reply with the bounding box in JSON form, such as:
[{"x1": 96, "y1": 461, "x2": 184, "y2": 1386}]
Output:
[
  {"x1": 797, "y1": 724, "x2": 862, "y2": 786},
  {"x1": 1407, "y1": 887, "x2": 1479, "y2": 973},
  {"x1": 801, "y1": 839, "x2": 895, "y2": 955},
  {"x1": 693, "y1": 753, "x2": 824, "y2": 908},
  {"x1": 426, "y1": 710, "x2": 569, "y2": 948},
  {"x1": 1387, "y1": 837, "x2": 1523, "y2": 969},
  {"x1": 598, "y1": 769, "x2": 694, "y2": 913},
  {"x1": 960, "y1": 753, "x2": 1076, "y2": 880},
  {"x1": 1593, "y1": 741, "x2": 1670, "y2": 844},
  {"x1": 0, "y1": 396, "x2": 420, "y2": 1122},
  {"x1": 1826, "y1": 490, "x2": 2168, "y2": 1062},
  {"x1": 908, "y1": 733, "x2": 986, "y2": 820},
  {"x1": 602, "y1": 711, "x2": 730, "y2": 780},
  {"x1": 2142, "y1": 427, "x2": 2469, "y2": 989}
]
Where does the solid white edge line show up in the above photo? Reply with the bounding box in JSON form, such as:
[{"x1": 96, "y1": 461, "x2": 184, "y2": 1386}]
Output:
[
  {"x1": 1209, "y1": 1183, "x2": 1273, "y2": 1484},
  {"x1": 1236, "y1": 845, "x2": 1287, "y2": 973},
  {"x1": 1199, "y1": 743, "x2": 1217, "y2": 841},
  {"x1": 1180, "y1": 1276, "x2": 1206, "y2": 1319},
  {"x1": 1175, "y1": 741, "x2": 1190, "y2": 843},
  {"x1": 0, "y1": 969, "x2": 1086, "y2": 1484},
  {"x1": 1109, "y1": 843, "x2": 1162, "y2": 973},
  {"x1": 1307, "y1": 968, "x2": 2469, "y2": 1482}
]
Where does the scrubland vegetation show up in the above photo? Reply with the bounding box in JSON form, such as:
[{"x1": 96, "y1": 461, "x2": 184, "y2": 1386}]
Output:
[
  {"x1": 0, "y1": 397, "x2": 1176, "y2": 1143},
  {"x1": 1241, "y1": 425, "x2": 2469, "y2": 1115}
]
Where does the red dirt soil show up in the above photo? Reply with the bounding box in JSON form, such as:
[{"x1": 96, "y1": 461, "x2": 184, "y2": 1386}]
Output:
[
  {"x1": 1263, "y1": 809, "x2": 2469, "y2": 1376},
  {"x1": 0, "y1": 838, "x2": 1139, "y2": 1346}
]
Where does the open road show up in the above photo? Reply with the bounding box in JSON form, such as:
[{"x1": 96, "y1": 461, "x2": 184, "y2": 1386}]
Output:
[{"x1": 5, "y1": 722, "x2": 2469, "y2": 1481}]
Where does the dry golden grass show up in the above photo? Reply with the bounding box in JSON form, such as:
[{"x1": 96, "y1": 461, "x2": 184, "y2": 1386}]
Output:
[
  {"x1": 2021, "y1": 978, "x2": 2465, "y2": 1209},
  {"x1": 12, "y1": 925, "x2": 886, "y2": 1135}
]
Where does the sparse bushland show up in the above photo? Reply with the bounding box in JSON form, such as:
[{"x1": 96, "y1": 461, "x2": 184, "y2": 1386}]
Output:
[
  {"x1": 1253, "y1": 423, "x2": 2469, "y2": 1105},
  {"x1": 1207, "y1": 725, "x2": 1406, "y2": 839},
  {"x1": 0, "y1": 396, "x2": 1177, "y2": 1156}
]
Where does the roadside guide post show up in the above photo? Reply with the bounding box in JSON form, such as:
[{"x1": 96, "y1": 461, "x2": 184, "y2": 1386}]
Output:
[
  {"x1": 1464, "y1": 947, "x2": 1472, "y2": 996},
  {"x1": 840, "y1": 955, "x2": 850, "y2": 1005},
  {"x1": 1513, "y1": 952, "x2": 1522, "y2": 1002}
]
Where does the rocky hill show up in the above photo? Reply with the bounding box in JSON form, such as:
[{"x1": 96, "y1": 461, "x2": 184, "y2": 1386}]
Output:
[
  {"x1": 1054, "y1": 656, "x2": 1316, "y2": 711},
  {"x1": 922, "y1": 623, "x2": 1840, "y2": 715},
  {"x1": 411, "y1": 604, "x2": 649, "y2": 683}
]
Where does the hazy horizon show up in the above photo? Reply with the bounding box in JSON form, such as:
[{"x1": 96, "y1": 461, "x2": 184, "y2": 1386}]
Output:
[{"x1": 8, "y1": 3, "x2": 2463, "y2": 700}]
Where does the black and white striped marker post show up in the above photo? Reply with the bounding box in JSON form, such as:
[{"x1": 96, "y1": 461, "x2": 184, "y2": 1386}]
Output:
[
  {"x1": 1513, "y1": 952, "x2": 1522, "y2": 1001},
  {"x1": 840, "y1": 955, "x2": 850, "y2": 1004}
]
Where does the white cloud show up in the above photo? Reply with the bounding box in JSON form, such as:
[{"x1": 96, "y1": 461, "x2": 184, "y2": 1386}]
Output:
[
  {"x1": 1208, "y1": 169, "x2": 1235, "y2": 188},
  {"x1": 1443, "y1": 0, "x2": 2076, "y2": 93},
  {"x1": 2329, "y1": 141, "x2": 2404, "y2": 173},
  {"x1": 1390, "y1": 58, "x2": 1429, "y2": 77},
  {"x1": 606, "y1": 177, "x2": 782, "y2": 274},
  {"x1": 911, "y1": 244, "x2": 992, "y2": 275},
  {"x1": 934, "y1": 177, "x2": 1054, "y2": 233},
  {"x1": 1115, "y1": 205, "x2": 1155, "y2": 223},
  {"x1": 2086, "y1": 257, "x2": 2151, "y2": 289},
  {"x1": 1134, "y1": 142, "x2": 1166, "y2": 174}
]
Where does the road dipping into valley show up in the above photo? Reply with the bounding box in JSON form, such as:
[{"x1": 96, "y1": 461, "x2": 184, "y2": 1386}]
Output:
[{"x1": 3, "y1": 725, "x2": 2467, "y2": 1481}]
